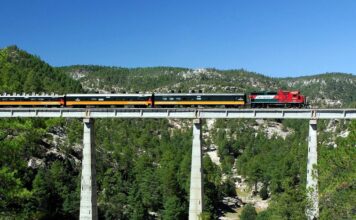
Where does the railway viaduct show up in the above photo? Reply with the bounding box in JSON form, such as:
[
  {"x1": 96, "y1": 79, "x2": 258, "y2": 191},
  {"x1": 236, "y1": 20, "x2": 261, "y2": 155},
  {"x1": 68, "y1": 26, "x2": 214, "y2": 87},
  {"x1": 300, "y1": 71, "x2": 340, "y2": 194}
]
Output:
[{"x1": 1, "y1": 108, "x2": 355, "y2": 220}]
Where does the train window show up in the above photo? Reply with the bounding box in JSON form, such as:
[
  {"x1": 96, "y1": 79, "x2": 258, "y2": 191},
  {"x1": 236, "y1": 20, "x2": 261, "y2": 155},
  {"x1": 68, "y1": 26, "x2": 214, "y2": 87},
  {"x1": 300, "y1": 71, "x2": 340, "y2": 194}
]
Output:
[
  {"x1": 163, "y1": 97, "x2": 167, "y2": 100},
  {"x1": 169, "y1": 97, "x2": 174, "y2": 100},
  {"x1": 99, "y1": 98, "x2": 104, "y2": 101},
  {"x1": 176, "y1": 97, "x2": 181, "y2": 100}
]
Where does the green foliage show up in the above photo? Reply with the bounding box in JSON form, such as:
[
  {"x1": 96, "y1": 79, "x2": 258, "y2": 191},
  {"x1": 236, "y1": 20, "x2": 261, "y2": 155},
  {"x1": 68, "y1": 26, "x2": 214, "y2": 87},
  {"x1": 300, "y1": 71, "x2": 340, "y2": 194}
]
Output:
[
  {"x1": 0, "y1": 46, "x2": 83, "y2": 218},
  {"x1": 213, "y1": 119, "x2": 309, "y2": 219},
  {"x1": 203, "y1": 155, "x2": 223, "y2": 218},
  {"x1": 161, "y1": 196, "x2": 186, "y2": 220},
  {"x1": 255, "y1": 210, "x2": 273, "y2": 220},
  {"x1": 59, "y1": 65, "x2": 278, "y2": 93},
  {"x1": 214, "y1": 118, "x2": 356, "y2": 219},
  {"x1": 221, "y1": 178, "x2": 237, "y2": 197},
  {"x1": 0, "y1": 117, "x2": 81, "y2": 218},
  {"x1": 65, "y1": 119, "x2": 83, "y2": 144},
  {"x1": 32, "y1": 161, "x2": 79, "y2": 219},
  {"x1": 93, "y1": 119, "x2": 234, "y2": 218},
  {"x1": 259, "y1": 184, "x2": 269, "y2": 200},
  {"x1": 59, "y1": 65, "x2": 189, "y2": 93},
  {"x1": 240, "y1": 204, "x2": 257, "y2": 220},
  {"x1": 0, "y1": 167, "x2": 32, "y2": 215},
  {"x1": 0, "y1": 45, "x2": 82, "y2": 93},
  {"x1": 318, "y1": 120, "x2": 356, "y2": 219}
]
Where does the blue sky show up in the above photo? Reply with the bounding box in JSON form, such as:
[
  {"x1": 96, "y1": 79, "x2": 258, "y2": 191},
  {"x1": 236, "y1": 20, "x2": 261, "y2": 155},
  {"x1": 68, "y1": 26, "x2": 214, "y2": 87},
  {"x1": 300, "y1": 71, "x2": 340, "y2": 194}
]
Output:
[{"x1": 1, "y1": 0, "x2": 355, "y2": 77}]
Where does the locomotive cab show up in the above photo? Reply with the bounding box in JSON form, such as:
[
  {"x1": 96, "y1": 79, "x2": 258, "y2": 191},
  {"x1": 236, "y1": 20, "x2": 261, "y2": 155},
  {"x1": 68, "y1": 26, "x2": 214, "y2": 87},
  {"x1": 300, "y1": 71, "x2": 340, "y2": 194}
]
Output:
[
  {"x1": 275, "y1": 90, "x2": 306, "y2": 108},
  {"x1": 250, "y1": 89, "x2": 306, "y2": 108}
]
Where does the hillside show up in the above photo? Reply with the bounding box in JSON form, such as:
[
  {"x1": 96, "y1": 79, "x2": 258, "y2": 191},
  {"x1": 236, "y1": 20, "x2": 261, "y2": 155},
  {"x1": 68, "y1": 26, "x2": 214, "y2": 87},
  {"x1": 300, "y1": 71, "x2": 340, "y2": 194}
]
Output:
[
  {"x1": 58, "y1": 66, "x2": 281, "y2": 94},
  {"x1": 0, "y1": 47, "x2": 355, "y2": 219},
  {"x1": 59, "y1": 65, "x2": 356, "y2": 108},
  {"x1": 279, "y1": 73, "x2": 356, "y2": 108},
  {"x1": 0, "y1": 46, "x2": 82, "y2": 94},
  {"x1": 0, "y1": 46, "x2": 83, "y2": 219}
]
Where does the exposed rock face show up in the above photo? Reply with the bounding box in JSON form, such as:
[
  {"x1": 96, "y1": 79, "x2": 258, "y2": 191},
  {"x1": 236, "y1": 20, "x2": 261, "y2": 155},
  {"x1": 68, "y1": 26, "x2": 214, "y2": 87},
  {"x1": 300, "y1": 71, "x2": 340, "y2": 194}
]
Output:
[
  {"x1": 252, "y1": 119, "x2": 292, "y2": 140},
  {"x1": 72, "y1": 143, "x2": 83, "y2": 154},
  {"x1": 206, "y1": 146, "x2": 220, "y2": 166},
  {"x1": 26, "y1": 124, "x2": 83, "y2": 170},
  {"x1": 69, "y1": 69, "x2": 88, "y2": 80},
  {"x1": 204, "y1": 119, "x2": 222, "y2": 166},
  {"x1": 222, "y1": 196, "x2": 244, "y2": 208},
  {"x1": 338, "y1": 130, "x2": 350, "y2": 138},
  {"x1": 28, "y1": 157, "x2": 45, "y2": 169},
  {"x1": 323, "y1": 119, "x2": 351, "y2": 148},
  {"x1": 310, "y1": 98, "x2": 342, "y2": 107},
  {"x1": 45, "y1": 148, "x2": 67, "y2": 160},
  {"x1": 203, "y1": 118, "x2": 273, "y2": 219}
]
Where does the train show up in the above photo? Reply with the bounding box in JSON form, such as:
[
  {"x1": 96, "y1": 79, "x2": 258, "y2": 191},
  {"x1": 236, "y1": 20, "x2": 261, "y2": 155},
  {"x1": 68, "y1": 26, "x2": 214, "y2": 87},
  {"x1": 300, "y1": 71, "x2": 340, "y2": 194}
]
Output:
[{"x1": 0, "y1": 89, "x2": 307, "y2": 108}]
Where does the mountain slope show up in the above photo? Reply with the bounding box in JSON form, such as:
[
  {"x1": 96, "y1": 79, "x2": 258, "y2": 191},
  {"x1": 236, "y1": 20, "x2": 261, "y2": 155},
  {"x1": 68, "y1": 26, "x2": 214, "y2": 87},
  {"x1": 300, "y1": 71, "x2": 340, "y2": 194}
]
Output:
[
  {"x1": 60, "y1": 65, "x2": 356, "y2": 107},
  {"x1": 0, "y1": 46, "x2": 83, "y2": 218},
  {"x1": 58, "y1": 65, "x2": 278, "y2": 93},
  {"x1": 0, "y1": 46, "x2": 82, "y2": 94},
  {"x1": 279, "y1": 73, "x2": 356, "y2": 107}
]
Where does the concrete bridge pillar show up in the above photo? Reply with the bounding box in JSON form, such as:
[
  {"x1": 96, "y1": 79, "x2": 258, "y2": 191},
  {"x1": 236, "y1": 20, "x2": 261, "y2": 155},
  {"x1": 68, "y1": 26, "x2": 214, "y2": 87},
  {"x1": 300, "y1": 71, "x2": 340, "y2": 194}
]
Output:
[
  {"x1": 80, "y1": 118, "x2": 98, "y2": 220},
  {"x1": 189, "y1": 119, "x2": 204, "y2": 220},
  {"x1": 306, "y1": 119, "x2": 319, "y2": 220}
]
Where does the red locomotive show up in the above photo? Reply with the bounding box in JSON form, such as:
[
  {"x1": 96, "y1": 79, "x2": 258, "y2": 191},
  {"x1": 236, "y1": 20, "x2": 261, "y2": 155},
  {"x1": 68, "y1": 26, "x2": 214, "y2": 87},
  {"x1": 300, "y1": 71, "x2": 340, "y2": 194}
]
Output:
[{"x1": 249, "y1": 89, "x2": 306, "y2": 108}]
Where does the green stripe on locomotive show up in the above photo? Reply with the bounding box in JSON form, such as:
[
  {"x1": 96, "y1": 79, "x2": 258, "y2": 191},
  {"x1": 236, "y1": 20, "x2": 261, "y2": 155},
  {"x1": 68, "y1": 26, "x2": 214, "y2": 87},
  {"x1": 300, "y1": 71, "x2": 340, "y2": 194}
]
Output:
[{"x1": 250, "y1": 99, "x2": 278, "y2": 103}]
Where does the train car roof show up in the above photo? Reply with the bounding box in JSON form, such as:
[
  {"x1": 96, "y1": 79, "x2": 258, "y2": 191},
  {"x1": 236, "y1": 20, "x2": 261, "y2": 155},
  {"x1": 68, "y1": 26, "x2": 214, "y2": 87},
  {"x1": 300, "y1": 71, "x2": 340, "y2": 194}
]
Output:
[
  {"x1": 0, "y1": 93, "x2": 246, "y2": 97},
  {"x1": 66, "y1": 93, "x2": 152, "y2": 97},
  {"x1": 155, "y1": 93, "x2": 245, "y2": 96},
  {"x1": 0, "y1": 94, "x2": 64, "y2": 98}
]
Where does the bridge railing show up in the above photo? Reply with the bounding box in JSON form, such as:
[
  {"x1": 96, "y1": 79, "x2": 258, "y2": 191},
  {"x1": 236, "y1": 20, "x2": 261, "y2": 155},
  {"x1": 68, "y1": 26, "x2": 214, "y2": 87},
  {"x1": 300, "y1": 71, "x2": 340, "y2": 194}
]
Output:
[{"x1": 0, "y1": 108, "x2": 355, "y2": 119}]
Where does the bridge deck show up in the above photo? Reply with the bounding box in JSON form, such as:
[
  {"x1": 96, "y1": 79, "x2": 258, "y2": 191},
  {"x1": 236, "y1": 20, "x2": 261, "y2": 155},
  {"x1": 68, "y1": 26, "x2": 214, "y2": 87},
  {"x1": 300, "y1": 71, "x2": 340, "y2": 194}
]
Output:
[{"x1": 0, "y1": 108, "x2": 355, "y2": 119}]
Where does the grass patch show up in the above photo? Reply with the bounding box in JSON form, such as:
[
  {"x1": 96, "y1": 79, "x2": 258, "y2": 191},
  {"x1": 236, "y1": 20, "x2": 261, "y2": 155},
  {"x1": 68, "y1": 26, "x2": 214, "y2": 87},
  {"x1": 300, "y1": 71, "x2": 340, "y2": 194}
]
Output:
[{"x1": 235, "y1": 187, "x2": 250, "y2": 198}]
